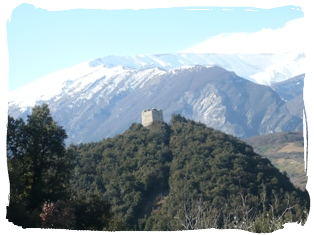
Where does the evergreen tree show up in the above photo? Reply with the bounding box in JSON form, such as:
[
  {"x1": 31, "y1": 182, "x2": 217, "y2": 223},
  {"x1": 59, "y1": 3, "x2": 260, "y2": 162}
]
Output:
[
  {"x1": 18, "y1": 104, "x2": 71, "y2": 210},
  {"x1": 0, "y1": 97, "x2": 32, "y2": 235},
  {"x1": 0, "y1": 97, "x2": 15, "y2": 159}
]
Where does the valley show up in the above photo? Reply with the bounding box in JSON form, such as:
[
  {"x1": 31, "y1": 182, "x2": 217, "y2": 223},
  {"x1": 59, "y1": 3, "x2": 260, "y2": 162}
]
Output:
[{"x1": 244, "y1": 131, "x2": 307, "y2": 190}]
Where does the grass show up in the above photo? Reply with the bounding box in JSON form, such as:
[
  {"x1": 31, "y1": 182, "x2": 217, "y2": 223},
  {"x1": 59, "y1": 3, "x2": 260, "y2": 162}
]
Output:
[{"x1": 277, "y1": 143, "x2": 304, "y2": 153}]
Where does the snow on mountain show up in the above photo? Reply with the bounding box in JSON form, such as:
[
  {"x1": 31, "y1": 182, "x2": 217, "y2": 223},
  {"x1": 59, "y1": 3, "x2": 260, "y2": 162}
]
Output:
[
  {"x1": 8, "y1": 63, "x2": 304, "y2": 144},
  {"x1": 270, "y1": 74, "x2": 305, "y2": 102},
  {"x1": 7, "y1": 17, "x2": 306, "y2": 143},
  {"x1": 173, "y1": 18, "x2": 306, "y2": 84},
  {"x1": 9, "y1": 52, "x2": 305, "y2": 114},
  {"x1": 9, "y1": 62, "x2": 105, "y2": 109}
]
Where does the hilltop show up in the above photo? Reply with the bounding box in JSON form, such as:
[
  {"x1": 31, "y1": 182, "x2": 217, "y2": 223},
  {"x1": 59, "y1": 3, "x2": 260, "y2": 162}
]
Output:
[
  {"x1": 7, "y1": 105, "x2": 309, "y2": 231},
  {"x1": 68, "y1": 115, "x2": 309, "y2": 231}
]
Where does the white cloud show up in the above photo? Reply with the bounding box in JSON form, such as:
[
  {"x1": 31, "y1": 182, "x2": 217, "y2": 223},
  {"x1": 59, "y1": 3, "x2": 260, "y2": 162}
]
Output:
[{"x1": 180, "y1": 17, "x2": 305, "y2": 54}]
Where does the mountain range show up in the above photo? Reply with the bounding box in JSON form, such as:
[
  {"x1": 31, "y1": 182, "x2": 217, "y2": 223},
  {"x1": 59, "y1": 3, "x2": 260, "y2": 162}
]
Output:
[
  {"x1": 8, "y1": 53, "x2": 305, "y2": 145},
  {"x1": 270, "y1": 74, "x2": 305, "y2": 119}
]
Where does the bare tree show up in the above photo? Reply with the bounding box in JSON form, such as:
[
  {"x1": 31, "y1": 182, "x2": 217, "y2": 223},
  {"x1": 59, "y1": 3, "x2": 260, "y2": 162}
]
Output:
[{"x1": 40, "y1": 201, "x2": 75, "y2": 229}]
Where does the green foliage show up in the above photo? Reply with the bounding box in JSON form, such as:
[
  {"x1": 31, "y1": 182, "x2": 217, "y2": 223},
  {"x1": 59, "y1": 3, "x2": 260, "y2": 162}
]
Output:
[
  {"x1": 69, "y1": 115, "x2": 309, "y2": 231},
  {"x1": 0, "y1": 97, "x2": 21, "y2": 160},
  {"x1": 0, "y1": 97, "x2": 37, "y2": 234},
  {"x1": 7, "y1": 104, "x2": 72, "y2": 227},
  {"x1": 105, "y1": 217, "x2": 130, "y2": 231},
  {"x1": 0, "y1": 97, "x2": 12, "y2": 158},
  {"x1": 144, "y1": 115, "x2": 309, "y2": 231},
  {"x1": 70, "y1": 120, "x2": 172, "y2": 229},
  {"x1": 71, "y1": 191, "x2": 112, "y2": 230},
  {"x1": 7, "y1": 108, "x2": 310, "y2": 231},
  {"x1": 18, "y1": 104, "x2": 71, "y2": 210},
  {"x1": 0, "y1": 163, "x2": 33, "y2": 235}
]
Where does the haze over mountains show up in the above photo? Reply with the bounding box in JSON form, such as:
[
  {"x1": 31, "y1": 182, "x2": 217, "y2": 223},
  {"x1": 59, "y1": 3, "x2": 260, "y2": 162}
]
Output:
[
  {"x1": 8, "y1": 53, "x2": 305, "y2": 145},
  {"x1": 180, "y1": 18, "x2": 305, "y2": 55}
]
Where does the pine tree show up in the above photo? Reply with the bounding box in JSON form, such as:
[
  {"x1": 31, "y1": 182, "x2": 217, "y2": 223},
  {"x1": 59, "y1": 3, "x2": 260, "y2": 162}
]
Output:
[{"x1": 24, "y1": 103, "x2": 69, "y2": 210}]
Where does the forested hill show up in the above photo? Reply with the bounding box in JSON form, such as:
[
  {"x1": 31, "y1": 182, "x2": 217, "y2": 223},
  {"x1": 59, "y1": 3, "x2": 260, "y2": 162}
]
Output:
[
  {"x1": 69, "y1": 114, "x2": 309, "y2": 231},
  {"x1": 0, "y1": 98, "x2": 314, "y2": 235}
]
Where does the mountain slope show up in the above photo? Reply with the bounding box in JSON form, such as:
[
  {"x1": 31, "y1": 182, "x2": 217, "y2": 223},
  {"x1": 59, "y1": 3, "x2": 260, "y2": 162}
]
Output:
[
  {"x1": 244, "y1": 131, "x2": 307, "y2": 190},
  {"x1": 9, "y1": 52, "x2": 305, "y2": 108},
  {"x1": 287, "y1": 87, "x2": 314, "y2": 125},
  {"x1": 8, "y1": 53, "x2": 304, "y2": 145},
  {"x1": 270, "y1": 74, "x2": 305, "y2": 119},
  {"x1": 270, "y1": 74, "x2": 305, "y2": 101}
]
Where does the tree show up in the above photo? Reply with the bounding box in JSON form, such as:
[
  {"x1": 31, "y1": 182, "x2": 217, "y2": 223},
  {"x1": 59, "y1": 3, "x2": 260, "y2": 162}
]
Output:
[
  {"x1": 0, "y1": 97, "x2": 33, "y2": 235},
  {"x1": 0, "y1": 97, "x2": 16, "y2": 201},
  {"x1": 0, "y1": 97, "x2": 15, "y2": 160},
  {"x1": 72, "y1": 191, "x2": 112, "y2": 230},
  {"x1": 105, "y1": 217, "x2": 129, "y2": 231},
  {"x1": 18, "y1": 104, "x2": 71, "y2": 210},
  {"x1": 40, "y1": 201, "x2": 75, "y2": 229}
]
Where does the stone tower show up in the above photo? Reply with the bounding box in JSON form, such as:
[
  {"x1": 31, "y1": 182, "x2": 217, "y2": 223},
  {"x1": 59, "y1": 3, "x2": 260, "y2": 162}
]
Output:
[{"x1": 141, "y1": 108, "x2": 164, "y2": 127}]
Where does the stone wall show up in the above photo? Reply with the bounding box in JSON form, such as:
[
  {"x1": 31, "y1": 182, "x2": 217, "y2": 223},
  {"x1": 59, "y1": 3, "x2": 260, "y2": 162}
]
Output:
[{"x1": 141, "y1": 108, "x2": 164, "y2": 127}]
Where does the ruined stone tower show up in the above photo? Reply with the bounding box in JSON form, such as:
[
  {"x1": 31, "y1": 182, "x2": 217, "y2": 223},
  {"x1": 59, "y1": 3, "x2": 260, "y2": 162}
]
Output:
[{"x1": 141, "y1": 108, "x2": 164, "y2": 127}]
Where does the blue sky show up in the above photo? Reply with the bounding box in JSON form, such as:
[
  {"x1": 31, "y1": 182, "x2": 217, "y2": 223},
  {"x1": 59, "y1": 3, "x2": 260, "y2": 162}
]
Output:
[{"x1": 6, "y1": 4, "x2": 303, "y2": 91}]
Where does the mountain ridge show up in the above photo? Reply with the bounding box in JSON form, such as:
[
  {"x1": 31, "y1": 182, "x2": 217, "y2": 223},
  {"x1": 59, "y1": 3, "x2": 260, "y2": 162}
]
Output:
[
  {"x1": 9, "y1": 64, "x2": 304, "y2": 145},
  {"x1": 9, "y1": 52, "x2": 305, "y2": 144},
  {"x1": 4, "y1": 51, "x2": 314, "y2": 108}
]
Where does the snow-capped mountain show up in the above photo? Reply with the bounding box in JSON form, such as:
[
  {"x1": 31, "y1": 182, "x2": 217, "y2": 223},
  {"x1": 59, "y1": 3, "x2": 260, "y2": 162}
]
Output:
[
  {"x1": 5, "y1": 14, "x2": 314, "y2": 145},
  {"x1": 270, "y1": 74, "x2": 305, "y2": 119},
  {"x1": 9, "y1": 52, "x2": 305, "y2": 108},
  {"x1": 8, "y1": 53, "x2": 305, "y2": 144},
  {"x1": 270, "y1": 74, "x2": 305, "y2": 102}
]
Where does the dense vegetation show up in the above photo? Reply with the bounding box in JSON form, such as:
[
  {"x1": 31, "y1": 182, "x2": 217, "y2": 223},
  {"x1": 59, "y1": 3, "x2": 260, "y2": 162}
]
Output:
[
  {"x1": 6, "y1": 104, "x2": 116, "y2": 230},
  {"x1": 6, "y1": 104, "x2": 310, "y2": 232},
  {"x1": 245, "y1": 131, "x2": 307, "y2": 190},
  {"x1": 70, "y1": 115, "x2": 313, "y2": 234}
]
